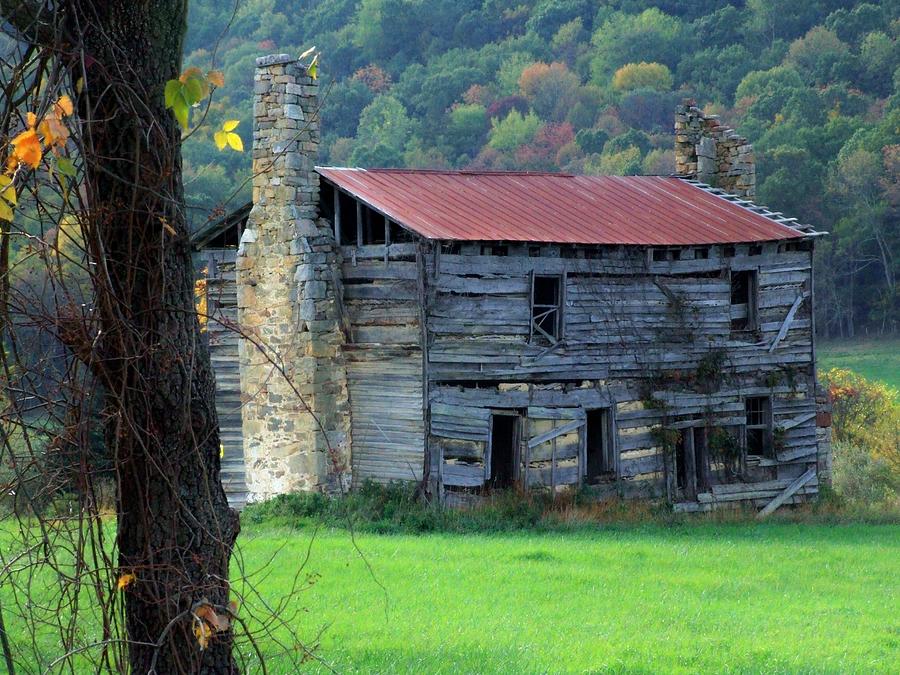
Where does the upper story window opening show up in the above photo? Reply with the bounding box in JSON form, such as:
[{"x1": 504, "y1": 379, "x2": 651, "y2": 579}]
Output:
[
  {"x1": 531, "y1": 274, "x2": 563, "y2": 343},
  {"x1": 730, "y1": 269, "x2": 758, "y2": 331}
]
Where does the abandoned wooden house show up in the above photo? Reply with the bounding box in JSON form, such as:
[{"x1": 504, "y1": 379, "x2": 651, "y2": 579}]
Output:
[{"x1": 192, "y1": 54, "x2": 833, "y2": 513}]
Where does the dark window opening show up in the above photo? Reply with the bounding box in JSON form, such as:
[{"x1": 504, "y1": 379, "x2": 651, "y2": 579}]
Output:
[
  {"x1": 585, "y1": 409, "x2": 614, "y2": 483},
  {"x1": 529, "y1": 246, "x2": 542, "y2": 257},
  {"x1": 362, "y1": 206, "x2": 386, "y2": 245},
  {"x1": 489, "y1": 414, "x2": 518, "y2": 489},
  {"x1": 745, "y1": 397, "x2": 772, "y2": 457},
  {"x1": 321, "y1": 181, "x2": 335, "y2": 222},
  {"x1": 653, "y1": 248, "x2": 683, "y2": 262},
  {"x1": 481, "y1": 244, "x2": 508, "y2": 256},
  {"x1": 675, "y1": 432, "x2": 688, "y2": 491},
  {"x1": 748, "y1": 244, "x2": 762, "y2": 256},
  {"x1": 730, "y1": 269, "x2": 758, "y2": 331},
  {"x1": 335, "y1": 191, "x2": 357, "y2": 246},
  {"x1": 531, "y1": 275, "x2": 562, "y2": 342},
  {"x1": 695, "y1": 247, "x2": 710, "y2": 260},
  {"x1": 723, "y1": 245, "x2": 736, "y2": 258}
]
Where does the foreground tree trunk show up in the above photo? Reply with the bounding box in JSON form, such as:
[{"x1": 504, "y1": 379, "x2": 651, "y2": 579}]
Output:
[{"x1": 1, "y1": 2, "x2": 239, "y2": 671}]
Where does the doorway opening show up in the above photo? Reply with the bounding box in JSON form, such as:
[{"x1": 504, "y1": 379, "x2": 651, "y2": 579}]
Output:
[
  {"x1": 585, "y1": 408, "x2": 613, "y2": 483},
  {"x1": 489, "y1": 414, "x2": 519, "y2": 489}
]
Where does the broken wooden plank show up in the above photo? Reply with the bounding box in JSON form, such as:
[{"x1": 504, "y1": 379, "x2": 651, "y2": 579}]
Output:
[
  {"x1": 757, "y1": 467, "x2": 816, "y2": 518},
  {"x1": 527, "y1": 418, "x2": 585, "y2": 448},
  {"x1": 769, "y1": 291, "x2": 808, "y2": 352}
]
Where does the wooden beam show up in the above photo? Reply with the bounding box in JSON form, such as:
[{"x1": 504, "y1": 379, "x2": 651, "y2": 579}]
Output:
[
  {"x1": 769, "y1": 292, "x2": 808, "y2": 352},
  {"x1": 356, "y1": 200, "x2": 363, "y2": 248},
  {"x1": 528, "y1": 418, "x2": 584, "y2": 449},
  {"x1": 757, "y1": 467, "x2": 816, "y2": 518},
  {"x1": 333, "y1": 189, "x2": 341, "y2": 244}
]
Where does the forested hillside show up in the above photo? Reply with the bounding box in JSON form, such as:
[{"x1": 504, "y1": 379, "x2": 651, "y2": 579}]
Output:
[{"x1": 183, "y1": 0, "x2": 899, "y2": 338}]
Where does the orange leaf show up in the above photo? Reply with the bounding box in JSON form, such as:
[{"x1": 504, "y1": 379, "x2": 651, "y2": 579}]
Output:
[
  {"x1": 11, "y1": 129, "x2": 42, "y2": 169},
  {"x1": 207, "y1": 70, "x2": 225, "y2": 88},
  {"x1": 195, "y1": 603, "x2": 229, "y2": 632},
  {"x1": 179, "y1": 66, "x2": 203, "y2": 84},
  {"x1": 40, "y1": 116, "x2": 70, "y2": 151},
  {"x1": 25, "y1": 112, "x2": 37, "y2": 128},
  {"x1": 55, "y1": 95, "x2": 74, "y2": 117},
  {"x1": 117, "y1": 572, "x2": 136, "y2": 591}
]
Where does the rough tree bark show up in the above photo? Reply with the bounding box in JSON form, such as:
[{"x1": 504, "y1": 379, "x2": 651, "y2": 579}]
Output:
[{"x1": 1, "y1": 1, "x2": 239, "y2": 672}]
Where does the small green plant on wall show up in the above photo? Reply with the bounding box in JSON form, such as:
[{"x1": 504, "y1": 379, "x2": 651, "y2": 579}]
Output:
[{"x1": 709, "y1": 426, "x2": 742, "y2": 480}]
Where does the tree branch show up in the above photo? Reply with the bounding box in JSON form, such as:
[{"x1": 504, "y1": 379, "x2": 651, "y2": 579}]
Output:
[{"x1": 0, "y1": 0, "x2": 64, "y2": 47}]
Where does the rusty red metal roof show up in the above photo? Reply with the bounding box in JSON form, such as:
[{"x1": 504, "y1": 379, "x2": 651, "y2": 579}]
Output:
[{"x1": 316, "y1": 168, "x2": 809, "y2": 245}]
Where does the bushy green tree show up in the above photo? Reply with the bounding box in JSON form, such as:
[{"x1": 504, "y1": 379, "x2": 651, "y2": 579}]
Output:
[
  {"x1": 589, "y1": 9, "x2": 688, "y2": 82},
  {"x1": 488, "y1": 110, "x2": 541, "y2": 152},
  {"x1": 612, "y1": 62, "x2": 673, "y2": 92}
]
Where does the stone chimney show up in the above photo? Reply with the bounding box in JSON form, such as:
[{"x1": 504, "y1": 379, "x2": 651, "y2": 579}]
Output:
[
  {"x1": 236, "y1": 54, "x2": 351, "y2": 501},
  {"x1": 674, "y1": 101, "x2": 755, "y2": 199}
]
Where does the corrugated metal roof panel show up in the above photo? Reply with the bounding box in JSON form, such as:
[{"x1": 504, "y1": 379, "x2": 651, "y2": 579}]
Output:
[{"x1": 316, "y1": 168, "x2": 810, "y2": 245}]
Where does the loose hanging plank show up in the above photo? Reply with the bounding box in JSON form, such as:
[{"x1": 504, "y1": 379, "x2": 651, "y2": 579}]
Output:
[{"x1": 769, "y1": 291, "x2": 808, "y2": 352}]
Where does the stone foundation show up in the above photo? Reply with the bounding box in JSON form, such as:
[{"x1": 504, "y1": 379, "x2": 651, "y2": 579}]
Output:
[{"x1": 236, "y1": 54, "x2": 350, "y2": 501}]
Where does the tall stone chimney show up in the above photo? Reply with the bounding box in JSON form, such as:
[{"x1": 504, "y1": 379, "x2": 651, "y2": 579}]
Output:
[
  {"x1": 674, "y1": 101, "x2": 756, "y2": 199},
  {"x1": 236, "y1": 54, "x2": 351, "y2": 501}
]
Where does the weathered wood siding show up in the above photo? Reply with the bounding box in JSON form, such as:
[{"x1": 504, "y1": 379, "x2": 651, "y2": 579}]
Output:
[
  {"x1": 200, "y1": 248, "x2": 247, "y2": 508},
  {"x1": 341, "y1": 244, "x2": 425, "y2": 484},
  {"x1": 423, "y1": 241, "x2": 819, "y2": 505}
]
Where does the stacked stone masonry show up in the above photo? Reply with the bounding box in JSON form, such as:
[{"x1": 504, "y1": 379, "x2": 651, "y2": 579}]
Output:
[
  {"x1": 675, "y1": 101, "x2": 756, "y2": 199},
  {"x1": 236, "y1": 55, "x2": 351, "y2": 501}
]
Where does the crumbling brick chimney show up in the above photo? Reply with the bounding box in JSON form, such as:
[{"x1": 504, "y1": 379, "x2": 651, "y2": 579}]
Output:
[
  {"x1": 236, "y1": 54, "x2": 351, "y2": 501},
  {"x1": 674, "y1": 101, "x2": 755, "y2": 199}
]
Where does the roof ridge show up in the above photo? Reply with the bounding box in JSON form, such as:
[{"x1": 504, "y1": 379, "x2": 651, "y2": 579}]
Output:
[{"x1": 317, "y1": 166, "x2": 574, "y2": 177}]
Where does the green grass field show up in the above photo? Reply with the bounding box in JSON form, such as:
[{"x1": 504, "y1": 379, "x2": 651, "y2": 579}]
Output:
[
  {"x1": 3, "y1": 521, "x2": 899, "y2": 672},
  {"x1": 236, "y1": 522, "x2": 899, "y2": 673},
  {"x1": 819, "y1": 338, "x2": 900, "y2": 391}
]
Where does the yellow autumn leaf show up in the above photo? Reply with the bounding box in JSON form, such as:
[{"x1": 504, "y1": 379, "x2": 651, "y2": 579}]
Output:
[
  {"x1": 0, "y1": 175, "x2": 15, "y2": 206},
  {"x1": 117, "y1": 573, "x2": 136, "y2": 591},
  {"x1": 207, "y1": 70, "x2": 225, "y2": 88},
  {"x1": 25, "y1": 111, "x2": 37, "y2": 128},
  {"x1": 226, "y1": 132, "x2": 243, "y2": 152},
  {"x1": 1, "y1": 176, "x2": 17, "y2": 221},
  {"x1": 213, "y1": 130, "x2": 228, "y2": 151},
  {"x1": 56, "y1": 95, "x2": 74, "y2": 117},
  {"x1": 214, "y1": 122, "x2": 243, "y2": 152},
  {"x1": 193, "y1": 618, "x2": 211, "y2": 650},
  {"x1": 12, "y1": 128, "x2": 42, "y2": 169}
]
